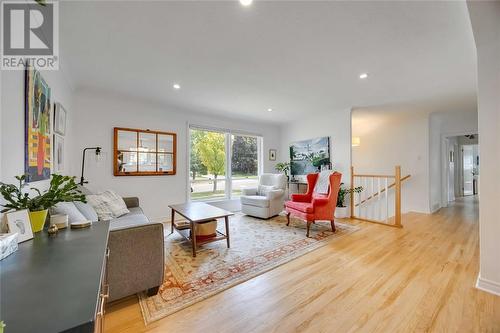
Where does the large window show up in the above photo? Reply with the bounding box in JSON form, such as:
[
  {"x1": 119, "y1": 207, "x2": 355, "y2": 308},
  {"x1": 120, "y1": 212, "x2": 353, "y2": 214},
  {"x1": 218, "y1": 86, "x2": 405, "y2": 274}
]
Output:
[
  {"x1": 189, "y1": 126, "x2": 262, "y2": 201},
  {"x1": 231, "y1": 134, "x2": 259, "y2": 197}
]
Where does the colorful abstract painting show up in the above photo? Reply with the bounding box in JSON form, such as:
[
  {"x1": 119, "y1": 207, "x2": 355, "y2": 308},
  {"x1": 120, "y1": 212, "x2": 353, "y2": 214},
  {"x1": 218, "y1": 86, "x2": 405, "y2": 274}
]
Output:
[{"x1": 25, "y1": 66, "x2": 51, "y2": 182}]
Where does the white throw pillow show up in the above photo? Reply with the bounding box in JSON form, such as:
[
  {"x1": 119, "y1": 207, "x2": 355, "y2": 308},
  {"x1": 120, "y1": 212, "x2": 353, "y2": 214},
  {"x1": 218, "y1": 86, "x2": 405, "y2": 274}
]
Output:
[
  {"x1": 258, "y1": 184, "x2": 276, "y2": 196},
  {"x1": 86, "y1": 190, "x2": 130, "y2": 221},
  {"x1": 50, "y1": 202, "x2": 87, "y2": 223}
]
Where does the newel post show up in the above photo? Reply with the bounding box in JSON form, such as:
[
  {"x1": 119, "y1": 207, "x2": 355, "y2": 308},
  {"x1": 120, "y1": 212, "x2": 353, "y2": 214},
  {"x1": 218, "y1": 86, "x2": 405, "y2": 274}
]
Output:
[
  {"x1": 350, "y1": 166, "x2": 355, "y2": 218},
  {"x1": 395, "y1": 165, "x2": 402, "y2": 227}
]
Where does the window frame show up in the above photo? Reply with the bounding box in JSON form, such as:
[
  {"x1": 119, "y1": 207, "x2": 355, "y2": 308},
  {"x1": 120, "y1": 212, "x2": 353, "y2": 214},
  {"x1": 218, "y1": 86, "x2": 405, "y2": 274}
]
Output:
[
  {"x1": 187, "y1": 124, "x2": 263, "y2": 202},
  {"x1": 113, "y1": 127, "x2": 177, "y2": 176}
]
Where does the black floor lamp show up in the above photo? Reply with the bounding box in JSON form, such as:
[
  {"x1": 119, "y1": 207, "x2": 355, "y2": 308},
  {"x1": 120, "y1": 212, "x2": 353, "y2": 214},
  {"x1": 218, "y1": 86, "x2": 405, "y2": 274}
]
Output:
[{"x1": 80, "y1": 147, "x2": 102, "y2": 185}]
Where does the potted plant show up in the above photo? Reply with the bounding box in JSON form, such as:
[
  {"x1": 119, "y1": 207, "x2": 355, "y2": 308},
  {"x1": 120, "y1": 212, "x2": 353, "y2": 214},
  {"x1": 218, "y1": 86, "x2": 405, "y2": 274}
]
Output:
[
  {"x1": 0, "y1": 174, "x2": 85, "y2": 233},
  {"x1": 275, "y1": 162, "x2": 290, "y2": 179},
  {"x1": 335, "y1": 183, "x2": 363, "y2": 218}
]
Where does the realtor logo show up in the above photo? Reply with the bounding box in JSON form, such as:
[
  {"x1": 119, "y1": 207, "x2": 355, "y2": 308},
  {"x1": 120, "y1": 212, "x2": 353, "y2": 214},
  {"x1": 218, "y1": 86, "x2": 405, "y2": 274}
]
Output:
[{"x1": 1, "y1": 1, "x2": 59, "y2": 70}]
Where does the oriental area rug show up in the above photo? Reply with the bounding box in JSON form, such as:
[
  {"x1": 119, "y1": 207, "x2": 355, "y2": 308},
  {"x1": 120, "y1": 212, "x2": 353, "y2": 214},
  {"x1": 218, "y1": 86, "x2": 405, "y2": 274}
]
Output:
[{"x1": 138, "y1": 213, "x2": 359, "y2": 324}]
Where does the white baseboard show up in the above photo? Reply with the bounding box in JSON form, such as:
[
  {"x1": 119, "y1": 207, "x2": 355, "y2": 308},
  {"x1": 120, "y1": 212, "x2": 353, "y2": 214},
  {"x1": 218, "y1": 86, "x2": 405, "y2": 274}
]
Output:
[{"x1": 476, "y1": 275, "x2": 500, "y2": 296}]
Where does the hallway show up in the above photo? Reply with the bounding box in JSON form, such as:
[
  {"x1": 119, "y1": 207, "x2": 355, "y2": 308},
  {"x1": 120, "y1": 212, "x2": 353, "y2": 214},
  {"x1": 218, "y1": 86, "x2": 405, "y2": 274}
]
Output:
[{"x1": 106, "y1": 195, "x2": 500, "y2": 333}]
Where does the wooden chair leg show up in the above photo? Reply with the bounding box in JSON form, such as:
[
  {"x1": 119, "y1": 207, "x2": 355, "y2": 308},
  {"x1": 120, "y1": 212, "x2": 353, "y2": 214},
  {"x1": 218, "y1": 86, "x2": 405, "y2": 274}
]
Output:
[
  {"x1": 330, "y1": 220, "x2": 336, "y2": 233},
  {"x1": 306, "y1": 221, "x2": 313, "y2": 237},
  {"x1": 286, "y1": 212, "x2": 291, "y2": 226}
]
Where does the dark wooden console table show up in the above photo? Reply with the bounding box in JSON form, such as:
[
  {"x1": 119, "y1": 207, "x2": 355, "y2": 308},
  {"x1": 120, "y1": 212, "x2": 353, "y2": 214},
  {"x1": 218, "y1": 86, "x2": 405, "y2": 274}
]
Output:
[
  {"x1": 169, "y1": 202, "x2": 234, "y2": 257},
  {"x1": 0, "y1": 221, "x2": 110, "y2": 333}
]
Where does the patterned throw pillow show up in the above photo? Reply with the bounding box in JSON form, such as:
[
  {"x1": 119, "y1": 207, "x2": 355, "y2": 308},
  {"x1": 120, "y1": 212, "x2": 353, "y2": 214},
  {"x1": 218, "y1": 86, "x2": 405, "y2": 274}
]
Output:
[
  {"x1": 314, "y1": 170, "x2": 333, "y2": 195},
  {"x1": 86, "y1": 194, "x2": 114, "y2": 221},
  {"x1": 101, "y1": 190, "x2": 130, "y2": 217},
  {"x1": 86, "y1": 190, "x2": 130, "y2": 221}
]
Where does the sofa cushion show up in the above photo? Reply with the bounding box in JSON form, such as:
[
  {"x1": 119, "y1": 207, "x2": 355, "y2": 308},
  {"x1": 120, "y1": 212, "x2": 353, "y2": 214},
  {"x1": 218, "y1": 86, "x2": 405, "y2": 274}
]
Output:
[
  {"x1": 109, "y1": 207, "x2": 150, "y2": 231},
  {"x1": 285, "y1": 201, "x2": 314, "y2": 213},
  {"x1": 241, "y1": 195, "x2": 270, "y2": 208}
]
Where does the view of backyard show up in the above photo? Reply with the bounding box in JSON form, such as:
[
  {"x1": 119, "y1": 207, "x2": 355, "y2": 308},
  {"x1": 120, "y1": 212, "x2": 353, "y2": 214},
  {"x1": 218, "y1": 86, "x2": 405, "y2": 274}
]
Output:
[{"x1": 190, "y1": 128, "x2": 259, "y2": 200}]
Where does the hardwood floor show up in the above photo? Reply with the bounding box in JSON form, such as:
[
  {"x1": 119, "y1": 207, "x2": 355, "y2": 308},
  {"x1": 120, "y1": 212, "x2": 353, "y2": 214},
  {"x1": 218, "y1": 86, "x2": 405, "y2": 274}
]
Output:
[{"x1": 105, "y1": 196, "x2": 500, "y2": 333}]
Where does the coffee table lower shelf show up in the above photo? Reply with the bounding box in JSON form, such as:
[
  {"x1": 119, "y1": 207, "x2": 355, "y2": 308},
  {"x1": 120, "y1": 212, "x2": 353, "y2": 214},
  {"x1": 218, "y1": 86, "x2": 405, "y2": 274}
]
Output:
[{"x1": 173, "y1": 225, "x2": 228, "y2": 246}]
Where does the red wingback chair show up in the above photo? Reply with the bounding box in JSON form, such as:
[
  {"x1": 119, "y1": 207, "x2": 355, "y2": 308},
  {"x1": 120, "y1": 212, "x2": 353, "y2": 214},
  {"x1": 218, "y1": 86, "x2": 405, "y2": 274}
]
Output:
[{"x1": 285, "y1": 172, "x2": 342, "y2": 237}]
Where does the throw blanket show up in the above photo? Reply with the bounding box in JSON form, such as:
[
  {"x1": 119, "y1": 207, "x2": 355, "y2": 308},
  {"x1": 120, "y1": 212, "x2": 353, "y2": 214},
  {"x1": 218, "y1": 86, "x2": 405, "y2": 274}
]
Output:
[{"x1": 314, "y1": 170, "x2": 333, "y2": 194}]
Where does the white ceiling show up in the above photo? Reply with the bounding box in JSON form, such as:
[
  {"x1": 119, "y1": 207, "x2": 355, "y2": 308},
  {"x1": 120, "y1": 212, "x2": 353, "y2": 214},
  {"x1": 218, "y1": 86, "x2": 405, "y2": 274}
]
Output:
[{"x1": 60, "y1": 1, "x2": 476, "y2": 124}]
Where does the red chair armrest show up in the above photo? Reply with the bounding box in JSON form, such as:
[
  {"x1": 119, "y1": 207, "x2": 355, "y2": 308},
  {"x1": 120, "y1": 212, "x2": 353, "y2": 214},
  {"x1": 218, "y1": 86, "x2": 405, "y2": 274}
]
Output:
[
  {"x1": 291, "y1": 193, "x2": 311, "y2": 202},
  {"x1": 312, "y1": 198, "x2": 329, "y2": 207}
]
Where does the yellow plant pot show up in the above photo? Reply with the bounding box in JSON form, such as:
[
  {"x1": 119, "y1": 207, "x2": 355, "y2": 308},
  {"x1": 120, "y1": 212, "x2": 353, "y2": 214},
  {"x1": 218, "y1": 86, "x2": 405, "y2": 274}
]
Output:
[{"x1": 29, "y1": 209, "x2": 48, "y2": 233}]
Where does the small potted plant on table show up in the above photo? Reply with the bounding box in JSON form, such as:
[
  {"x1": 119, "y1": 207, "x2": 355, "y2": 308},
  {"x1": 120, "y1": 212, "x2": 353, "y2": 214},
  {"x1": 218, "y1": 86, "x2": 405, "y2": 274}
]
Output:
[
  {"x1": 335, "y1": 183, "x2": 363, "y2": 219},
  {"x1": 0, "y1": 174, "x2": 85, "y2": 233}
]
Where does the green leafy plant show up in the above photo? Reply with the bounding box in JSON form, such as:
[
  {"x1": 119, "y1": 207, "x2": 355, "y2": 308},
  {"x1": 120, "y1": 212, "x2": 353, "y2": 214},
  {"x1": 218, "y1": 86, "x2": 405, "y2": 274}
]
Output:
[
  {"x1": 275, "y1": 162, "x2": 290, "y2": 177},
  {"x1": 337, "y1": 183, "x2": 363, "y2": 208},
  {"x1": 0, "y1": 174, "x2": 85, "y2": 213}
]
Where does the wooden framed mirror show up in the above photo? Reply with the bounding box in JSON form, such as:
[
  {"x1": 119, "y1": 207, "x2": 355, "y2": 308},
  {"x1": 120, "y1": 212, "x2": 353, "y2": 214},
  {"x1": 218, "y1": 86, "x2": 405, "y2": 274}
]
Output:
[{"x1": 114, "y1": 127, "x2": 176, "y2": 176}]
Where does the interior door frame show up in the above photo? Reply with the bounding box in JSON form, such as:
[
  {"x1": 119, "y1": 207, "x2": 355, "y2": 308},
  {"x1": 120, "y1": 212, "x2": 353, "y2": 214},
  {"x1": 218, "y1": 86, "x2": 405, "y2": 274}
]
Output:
[{"x1": 440, "y1": 131, "x2": 478, "y2": 208}]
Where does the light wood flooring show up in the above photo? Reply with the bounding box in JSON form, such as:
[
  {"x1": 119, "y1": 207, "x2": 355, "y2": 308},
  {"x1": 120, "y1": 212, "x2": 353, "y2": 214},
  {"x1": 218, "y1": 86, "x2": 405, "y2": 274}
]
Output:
[{"x1": 105, "y1": 196, "x2": 500, "y2": 332}]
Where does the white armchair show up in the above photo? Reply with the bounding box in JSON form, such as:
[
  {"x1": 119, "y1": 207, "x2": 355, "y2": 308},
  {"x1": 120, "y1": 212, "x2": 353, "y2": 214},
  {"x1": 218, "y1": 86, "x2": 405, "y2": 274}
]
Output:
[{"x1": 240, "y1": 173, "x2": 287, "y2": 219}]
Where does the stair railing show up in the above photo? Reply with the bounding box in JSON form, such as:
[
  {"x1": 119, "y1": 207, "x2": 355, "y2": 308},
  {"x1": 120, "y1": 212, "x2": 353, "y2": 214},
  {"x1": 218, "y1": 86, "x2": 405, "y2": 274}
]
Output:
[{"x1": 350, "y1": 165, "x2": 410, "y2": 228}]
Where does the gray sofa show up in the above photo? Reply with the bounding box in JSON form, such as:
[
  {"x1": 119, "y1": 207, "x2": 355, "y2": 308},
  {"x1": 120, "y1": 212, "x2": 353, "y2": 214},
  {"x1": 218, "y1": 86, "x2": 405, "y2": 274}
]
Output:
[{"x1": 106, "y1": 197, "x2": 164, "y2": 302}]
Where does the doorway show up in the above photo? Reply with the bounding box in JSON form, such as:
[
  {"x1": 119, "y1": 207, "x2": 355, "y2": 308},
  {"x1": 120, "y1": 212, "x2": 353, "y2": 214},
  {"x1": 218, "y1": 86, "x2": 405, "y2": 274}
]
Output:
[
  {"x1": 462, "y1": 144, "x2": 479, "y2": 196},
  {"x1": 443, "y1": 134, "x2": 479, "y2": 205}
]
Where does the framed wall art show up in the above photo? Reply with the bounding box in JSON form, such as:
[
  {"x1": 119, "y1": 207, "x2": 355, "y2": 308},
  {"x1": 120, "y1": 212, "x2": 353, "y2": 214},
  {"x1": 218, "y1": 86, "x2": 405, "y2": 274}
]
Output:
[
  {"x1": 269, "y1": 149, "x2": 276, "y2": 161},
  {"x1": 54, "y1": 103, "x2": 67, "y2": 135},
  {"x1": 25, "y1": 66, "x2": 51, "y2": 182},
  {"x1": 53, "y1": 134, "x2": 64, "y2": 172}
]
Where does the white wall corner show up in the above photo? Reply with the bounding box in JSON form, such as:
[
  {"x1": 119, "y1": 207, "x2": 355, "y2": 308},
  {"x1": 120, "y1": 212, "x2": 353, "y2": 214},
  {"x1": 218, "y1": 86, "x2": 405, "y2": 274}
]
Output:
[{"x1": 476, "y1": 274, "x2": 500, "y2": 296}]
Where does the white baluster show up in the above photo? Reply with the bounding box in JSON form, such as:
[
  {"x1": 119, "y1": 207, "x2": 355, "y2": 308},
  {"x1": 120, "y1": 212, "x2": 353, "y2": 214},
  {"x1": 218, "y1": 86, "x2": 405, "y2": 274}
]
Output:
[
  {"x1": 385, "y1": 177, "x2": 389, "y2": 222},
  {"x1": 370, "y1": 177, "x2": 374, "y2": 220},
  {"x1": 377, "y1": 178, "x2": 381, "y2": 221}
]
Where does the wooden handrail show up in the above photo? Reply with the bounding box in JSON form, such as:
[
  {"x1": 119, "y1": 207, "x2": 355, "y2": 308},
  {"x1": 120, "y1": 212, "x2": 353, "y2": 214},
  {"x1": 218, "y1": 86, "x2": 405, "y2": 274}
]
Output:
[
  {"x1": 354, "y1": 175, "x2": 411, "y2": 207},
  {"x1": 353, "y1": 174, "x2": 396, "y2": 178}
]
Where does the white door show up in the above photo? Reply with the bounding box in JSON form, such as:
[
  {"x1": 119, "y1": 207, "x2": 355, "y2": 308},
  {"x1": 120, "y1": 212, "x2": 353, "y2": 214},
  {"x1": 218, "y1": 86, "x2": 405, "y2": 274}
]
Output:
[{"x1": 462, "y1": 145, "x2": 474, "y2": 196}]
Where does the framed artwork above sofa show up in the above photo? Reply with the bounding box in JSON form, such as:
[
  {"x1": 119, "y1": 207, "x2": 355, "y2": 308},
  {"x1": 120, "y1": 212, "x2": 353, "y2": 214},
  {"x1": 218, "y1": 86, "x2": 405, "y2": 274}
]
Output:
[{"x1": 114, "y1": 127, "x2": 177, "y2": 176}]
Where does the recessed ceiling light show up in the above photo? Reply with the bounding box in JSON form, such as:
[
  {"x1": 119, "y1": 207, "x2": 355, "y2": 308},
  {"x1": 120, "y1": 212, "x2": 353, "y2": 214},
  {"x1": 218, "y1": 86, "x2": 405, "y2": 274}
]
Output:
[
  {"x1": 267, "y1": 108, "x2": 273, "y2": 112},
  {"x1": 173, "y1": 83, "x2": 181, "y2": 89},
  {"x1": 240, "y1": 0, "x2": 253, "y2": 6},
  {"x1": 359, "y1": 73, "x2": 368, "y2": 79}
]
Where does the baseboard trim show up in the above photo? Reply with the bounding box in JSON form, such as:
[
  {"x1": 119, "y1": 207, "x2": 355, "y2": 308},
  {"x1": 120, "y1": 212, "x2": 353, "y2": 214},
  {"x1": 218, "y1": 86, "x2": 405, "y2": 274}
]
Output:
[{"x1": 476, "y1": 275, "x2": 500, "y2": 296}]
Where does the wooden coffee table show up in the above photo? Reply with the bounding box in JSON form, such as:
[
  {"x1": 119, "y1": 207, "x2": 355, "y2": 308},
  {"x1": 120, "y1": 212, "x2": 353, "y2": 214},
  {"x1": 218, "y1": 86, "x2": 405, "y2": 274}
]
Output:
[{"x1": 169, "y1": 202, "x2": 234, "y2": 257}]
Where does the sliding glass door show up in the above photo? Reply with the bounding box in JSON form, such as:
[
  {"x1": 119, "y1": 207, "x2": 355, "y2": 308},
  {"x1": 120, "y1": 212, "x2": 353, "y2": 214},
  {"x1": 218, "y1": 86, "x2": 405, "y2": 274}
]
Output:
[{"x1": 189, "y1": 127, "x2": 262, "y2": 201}]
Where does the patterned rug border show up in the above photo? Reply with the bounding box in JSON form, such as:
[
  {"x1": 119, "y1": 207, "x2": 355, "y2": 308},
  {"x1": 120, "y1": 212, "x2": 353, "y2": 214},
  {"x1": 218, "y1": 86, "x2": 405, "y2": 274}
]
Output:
[{"x1": 138, "y1": 220, "x2": 360, "y2": 325}]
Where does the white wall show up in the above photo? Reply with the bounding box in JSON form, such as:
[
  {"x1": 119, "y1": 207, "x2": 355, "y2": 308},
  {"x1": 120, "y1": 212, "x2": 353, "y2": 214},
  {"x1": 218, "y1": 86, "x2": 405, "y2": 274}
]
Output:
[
  {"x1": 1, "y1": 67, "x2": 75, "y2": 190},
  {"x1": 429, "y1": 110, "x2": 478, "y2": 210},
  {"x1": 70, "y1": 89, "x2": 282, "y2": 220},
  {"x1": 279, "y1": 108, "x2": 352, "y2": 185},
  {"x1": 352, "y1": 106, "x2": 430, "y2": 214},
  {"x1": 467, "y1": 1, "x2": 500, "y2": 296}
]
